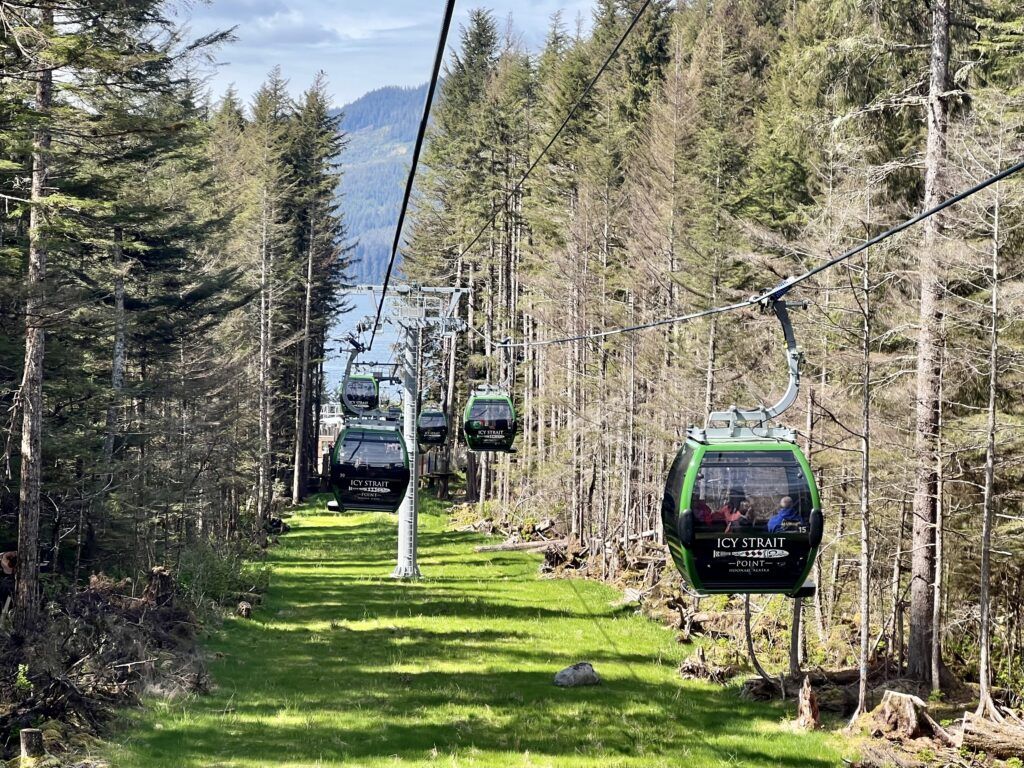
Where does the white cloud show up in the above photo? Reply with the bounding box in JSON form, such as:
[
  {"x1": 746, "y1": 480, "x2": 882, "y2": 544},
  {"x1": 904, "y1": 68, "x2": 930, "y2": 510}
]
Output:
[{"x1": 186, "y1": 0, "x2": 598, "y2": 106}]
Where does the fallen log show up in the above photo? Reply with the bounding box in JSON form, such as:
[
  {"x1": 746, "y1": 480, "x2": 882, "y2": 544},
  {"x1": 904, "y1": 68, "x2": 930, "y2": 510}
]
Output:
[
  {"x1": 848, "y1": 741, "x2": 924, "y2": 768},
  {"x1": 475, "y1": 539, "x2": 568, "y2": 553},
  {"x1": 960, "y1": 713, "x2": 1024, "y2": 760}
]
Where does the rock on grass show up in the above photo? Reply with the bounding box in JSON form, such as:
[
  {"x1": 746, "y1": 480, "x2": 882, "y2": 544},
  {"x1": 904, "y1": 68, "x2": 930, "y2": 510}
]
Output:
[{"x1": 554, "y1": 662, "x2": 601, "y2": 687}]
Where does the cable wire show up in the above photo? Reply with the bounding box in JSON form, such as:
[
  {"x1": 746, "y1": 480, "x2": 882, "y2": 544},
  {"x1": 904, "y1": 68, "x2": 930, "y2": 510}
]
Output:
[
  {"x1": 498, "y1": 157, "x2": 1024, "y2": 349},
  {"x1": 453, "y1": 0, "x2": 654, "y2": 265},
  {"x1": 368, "y1": 0, "x2": 458, "y2": 351}
]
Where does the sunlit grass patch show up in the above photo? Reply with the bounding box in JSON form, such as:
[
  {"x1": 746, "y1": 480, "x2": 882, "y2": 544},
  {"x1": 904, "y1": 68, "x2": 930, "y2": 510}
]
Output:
[{"x1": 103, "y1": 496, "x2": 841, "y2": 767}]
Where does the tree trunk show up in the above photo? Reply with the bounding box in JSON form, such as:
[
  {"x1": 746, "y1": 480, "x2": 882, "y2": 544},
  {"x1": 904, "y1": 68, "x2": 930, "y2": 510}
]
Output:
[
  {"x1": 745, "y1": 595, "x2": 781, "y2": 695},
  {"x1": 932, "y1": 337, "x2": 946, "y2": 694},
  {"x1": 789, "y1": 597, "x2": 803, "y2": 678},
  {"x1": 15, "y1": 8, "x2": 53, "y2": 635},
  {"x1": 103, "y1": 226, "x2": 126, "y2": 469},
  {"x1": 856, "y1": 254, "x2": 872, "y2": 718},
  {"x1": 257, "y1": 191, "x2": 273, "y2": 525},
  {"x1": 908, "y1": 0, "x2": 950, "y2": 683},
  {"x1": 292, "y1": 217, "x2": 315, "y2": 504},
  {"x1": 977, "y1": 188, "x2": 1002, "y2": 719}
]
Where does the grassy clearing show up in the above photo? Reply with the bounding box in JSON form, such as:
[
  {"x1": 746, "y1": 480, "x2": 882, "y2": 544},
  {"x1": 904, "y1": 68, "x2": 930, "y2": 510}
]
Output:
[{"x1": 103, "y1": 497, "x2": 842, "y2": 767}]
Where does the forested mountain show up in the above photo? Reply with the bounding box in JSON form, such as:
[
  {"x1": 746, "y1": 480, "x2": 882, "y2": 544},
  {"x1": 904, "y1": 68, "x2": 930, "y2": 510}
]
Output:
[
  {"x1": 334, "y1": 85, "x2": 427, "y2": 283},
  {"x1": 406, "y1": 1, "x2": 1024, "y2": 711}
]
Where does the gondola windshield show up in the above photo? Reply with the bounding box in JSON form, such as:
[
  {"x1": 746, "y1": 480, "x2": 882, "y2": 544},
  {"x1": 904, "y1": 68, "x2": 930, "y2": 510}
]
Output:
[
  {"x1": 693, "y1": 451, "x2": 813, "y2": 531},
  {"x1": 468, "y1": 401, "x2": 512, "y2": 425},
  {"x1": 330, "y1": 427, "x2": 410, "y2": 513}
]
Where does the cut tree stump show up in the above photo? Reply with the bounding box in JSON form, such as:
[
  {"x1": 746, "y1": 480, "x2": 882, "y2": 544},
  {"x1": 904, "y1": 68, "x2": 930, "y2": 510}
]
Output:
[
  {"x1": 142, "y1": 566, "x2": 175, "y2": 607},
  {"x1": 20, "y1": 728, "x2": 44, "y2": 759},
  {"x1": 960, "y1": 713, "x2": 1024, "y2": 759},
  {"x1": 869, "y1": 690, "x2": 955, "y2": 746},
  {"x1": 796, "y1": 675, "x2": 820, "y2": 730}
]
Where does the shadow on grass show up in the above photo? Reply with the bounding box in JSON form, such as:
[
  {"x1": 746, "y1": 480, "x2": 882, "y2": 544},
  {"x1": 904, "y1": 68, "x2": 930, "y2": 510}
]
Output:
[{"x1": 109, "y1": 512, "x2": 841, "y2": 767}]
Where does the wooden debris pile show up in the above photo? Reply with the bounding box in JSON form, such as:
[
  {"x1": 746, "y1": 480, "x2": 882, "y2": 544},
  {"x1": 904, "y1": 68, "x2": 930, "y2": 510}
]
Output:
[
  {"x1": 0, "y1": 567, "x2": 206, "y2": 760},
  {"x1": 850, "y1": 690, "x2": 1024, "y2": 767},
  {"x1": 678, "y1": 646, "x2": 740, "y2": 685},
  {"x1": 741, "y1": 667, "x2": 862, "y2": 715}
]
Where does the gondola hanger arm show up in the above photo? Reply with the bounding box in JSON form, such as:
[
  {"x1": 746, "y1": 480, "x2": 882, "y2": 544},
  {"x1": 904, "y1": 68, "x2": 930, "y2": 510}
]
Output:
[{"x1": 696, "y1": 294, "x2": 805, "y2": 441}]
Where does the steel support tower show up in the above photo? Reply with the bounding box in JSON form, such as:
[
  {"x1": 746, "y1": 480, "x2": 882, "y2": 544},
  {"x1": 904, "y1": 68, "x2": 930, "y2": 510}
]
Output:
[{"x1": 339, "y1": 285, "x2": 464, "y2": 579}]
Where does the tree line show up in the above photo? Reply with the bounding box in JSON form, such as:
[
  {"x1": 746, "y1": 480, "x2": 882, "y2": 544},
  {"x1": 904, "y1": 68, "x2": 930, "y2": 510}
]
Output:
[
  {"x1": 405, "y1": 0, "x2": 1024, "y2": 706},
  {"x1": 0, "y1": 2, "x2": 348, "y2": 635}
]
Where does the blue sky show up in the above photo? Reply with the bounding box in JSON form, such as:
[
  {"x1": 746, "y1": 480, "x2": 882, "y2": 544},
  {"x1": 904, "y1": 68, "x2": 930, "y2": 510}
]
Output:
[{"x1": 180, "y1": 0, "x2": 595, "y2": 106}]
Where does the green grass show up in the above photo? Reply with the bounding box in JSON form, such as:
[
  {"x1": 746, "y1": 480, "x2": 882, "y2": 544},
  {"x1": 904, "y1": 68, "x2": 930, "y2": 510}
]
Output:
[{"x1": 103, "y1": 497, "x2": 842, "y2": 767}]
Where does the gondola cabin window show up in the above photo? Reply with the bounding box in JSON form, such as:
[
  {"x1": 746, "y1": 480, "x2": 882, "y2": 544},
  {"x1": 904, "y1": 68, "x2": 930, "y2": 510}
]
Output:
[
  {"x1": 348, "y1": 379, "x2": 376, "y2": 398},
  {"x1": 468, "y1": 401, "x2": 512, "y2": 427},
  {"x1": 340, "y1": 432, "x2": 405, "y2": 469},
  {"x1": 692, "y1": 451, "x2": 811, "y2": 534}
]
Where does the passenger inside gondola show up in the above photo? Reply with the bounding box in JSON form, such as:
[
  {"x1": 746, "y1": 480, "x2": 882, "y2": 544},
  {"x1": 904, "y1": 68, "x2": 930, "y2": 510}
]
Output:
[
  {"x1": 693, "y1": 497, "x2": 715, "y2": 524},
  {"x1": 768, "y1": 496, "x2": 804, "y2": 532},
  {"x1": 720, "y1": 498, "x2": 755, "y2": 532},
  {"x1": 692, "y1": 450, "x2": 813, "y2": 533}
]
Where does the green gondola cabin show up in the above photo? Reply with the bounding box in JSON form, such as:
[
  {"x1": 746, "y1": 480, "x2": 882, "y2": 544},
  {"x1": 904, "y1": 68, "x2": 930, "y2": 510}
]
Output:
[
  {"x1": 417, "y1": 409, "x2": 448, "y2": 447},
  {"x1": 463, "y1": 393, "x2": 517, "y2": 452},
  {"x1": 330, "y1": 425, "x2": 410, "y2": 513},
  {"x1": 342, "y1": 374, "x2": 379, "y2": 415},
  {"x1": 662, "y1": 437, "x2": 822, "y2": 596}
]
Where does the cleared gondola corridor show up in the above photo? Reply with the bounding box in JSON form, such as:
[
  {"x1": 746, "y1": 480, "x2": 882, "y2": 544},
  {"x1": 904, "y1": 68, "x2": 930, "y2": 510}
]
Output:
[{"x1": 105, "y1": 500, "x2": 841, "y2": 767}]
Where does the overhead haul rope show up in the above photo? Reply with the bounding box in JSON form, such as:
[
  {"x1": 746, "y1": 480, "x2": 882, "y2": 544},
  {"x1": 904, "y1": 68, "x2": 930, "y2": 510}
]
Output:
[
  {"x1": 497, "y1": 157, "x2": 1024, "y2": 349},
  {"x1": 367, "y1": 0, "x2": 458, "y2": 351},
  {"x1": 453, "y1": 0, "x2": 654, "y2": 267}
]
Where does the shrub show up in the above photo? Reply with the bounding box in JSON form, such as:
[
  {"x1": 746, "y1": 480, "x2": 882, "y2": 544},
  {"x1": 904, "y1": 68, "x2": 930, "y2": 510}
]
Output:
[{"x1": 176, "y1": 540, "x2": 271, "y2": 611}]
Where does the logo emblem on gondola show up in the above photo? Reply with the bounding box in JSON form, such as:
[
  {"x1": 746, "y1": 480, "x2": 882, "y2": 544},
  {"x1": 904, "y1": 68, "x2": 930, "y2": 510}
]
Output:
[
  {"x1": 713, "y1": 548, "x2": 788, "y2": 559},
  {"x1": 350, "y1": 480, "x2": 391, "y2": 493}
]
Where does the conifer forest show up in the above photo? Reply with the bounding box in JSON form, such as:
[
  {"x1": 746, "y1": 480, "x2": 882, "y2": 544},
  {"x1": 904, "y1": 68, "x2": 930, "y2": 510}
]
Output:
[{"x1": 2, "y1": 0, "x2": 1024, "y2": 766}]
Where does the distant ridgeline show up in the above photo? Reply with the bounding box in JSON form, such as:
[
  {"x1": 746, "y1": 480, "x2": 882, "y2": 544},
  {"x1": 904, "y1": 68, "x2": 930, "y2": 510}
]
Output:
[{"x1": 333, "y1": 83, "x2": 428, "y2": 285}]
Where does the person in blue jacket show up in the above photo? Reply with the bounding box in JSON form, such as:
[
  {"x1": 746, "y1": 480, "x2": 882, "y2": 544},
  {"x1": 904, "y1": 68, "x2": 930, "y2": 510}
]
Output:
[{"x1": 767, "y1": 496, "x2": 802, "y2": 532}]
